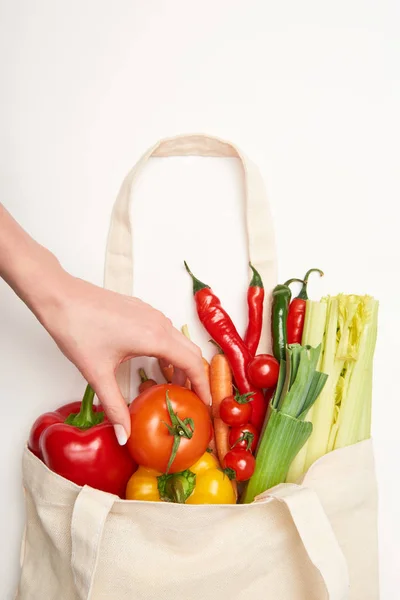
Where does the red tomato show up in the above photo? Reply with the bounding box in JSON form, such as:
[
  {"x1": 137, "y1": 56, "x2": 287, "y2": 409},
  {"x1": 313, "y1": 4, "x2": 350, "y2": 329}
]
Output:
[
  {"x1": 229, "y1": 424, "x2": 259, "y2": 453},
  {"x1": 219, "y1": 393, "x2": 253, "y2": 427},
  {"x1": 247, "y1": 354, "x2": 280, "y2": 389},
  {"x1": 128, "y1": 384, "x2": 211, "y2": 473},
  {"x1": 223, "y1": 448, "x2": 255, "y2": 482}
]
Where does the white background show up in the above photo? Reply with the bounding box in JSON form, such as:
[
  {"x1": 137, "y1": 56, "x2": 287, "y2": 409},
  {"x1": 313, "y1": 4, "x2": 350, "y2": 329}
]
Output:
[{"x1": 0, "y1": 1, "x2": 399, "y2": 598}]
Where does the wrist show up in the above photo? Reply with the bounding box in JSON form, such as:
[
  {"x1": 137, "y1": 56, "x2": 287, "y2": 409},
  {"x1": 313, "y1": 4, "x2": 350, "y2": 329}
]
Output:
[
  {"x1": 0, "y1": 204, "x2": 76, "y2": 333},
  {"x1": 7, "y1": 241, "x2": 72, "y2": 328}
]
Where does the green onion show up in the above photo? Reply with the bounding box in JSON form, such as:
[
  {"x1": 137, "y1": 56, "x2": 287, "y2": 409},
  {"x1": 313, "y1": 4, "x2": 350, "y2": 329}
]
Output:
[{"x1": 241, "y1": 344, "x2": 327, "y2": 504}]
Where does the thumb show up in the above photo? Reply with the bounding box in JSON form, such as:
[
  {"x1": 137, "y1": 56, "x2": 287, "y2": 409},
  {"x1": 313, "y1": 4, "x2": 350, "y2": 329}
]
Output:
[{"x1": 92, "y1": 374, "x2": 131, "y2": 445}]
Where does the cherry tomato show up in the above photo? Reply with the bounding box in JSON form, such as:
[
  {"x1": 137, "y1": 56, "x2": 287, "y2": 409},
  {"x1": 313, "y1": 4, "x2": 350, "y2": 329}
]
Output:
[
  {"x1": 247, "y1": 354, "x2": 280, "y2": 389},
  {"x1": 128, "y1": 384, "x2": 211, "y2": 473},
  {"x1": 229, "y1": 424, "x2": 259, "y2": 453},
  {"x1": 223, "y1": 448, "x2": 255, "y2": 482},
  {"x1": 219, "y1": 392, "x2": 253, "y2": 427}
]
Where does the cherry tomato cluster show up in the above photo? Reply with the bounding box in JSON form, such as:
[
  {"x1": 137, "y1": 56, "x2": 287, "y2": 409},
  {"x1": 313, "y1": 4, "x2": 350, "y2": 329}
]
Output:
[{"x1": 220, "y1": 353, "x2": 279, "y2": 482}]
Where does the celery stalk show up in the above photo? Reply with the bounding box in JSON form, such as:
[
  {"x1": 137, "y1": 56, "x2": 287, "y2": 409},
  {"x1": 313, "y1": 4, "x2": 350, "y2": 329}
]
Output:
[
  {"x1": 286, "y1": 300, "x2": 327, "y2": 483},
  {"x1": 293, "y1": 294, "x2": 378, "y2": 471},
  {"x1": 306, "y1": 297, "x2": 340, "y2": 461},
  {"x1": 304, "y1": 297, "x2": 342, "y2": 470},
  {"x1": 333, "y1": 297, "x2": 378, "y2": 449},
  {"x1": 301, "y1": 300, "x2": 328, "y2": 350}
]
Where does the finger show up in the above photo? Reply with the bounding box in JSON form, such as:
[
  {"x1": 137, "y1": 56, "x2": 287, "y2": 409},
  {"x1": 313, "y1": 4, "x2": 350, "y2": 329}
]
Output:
[
  {"x1": 171, "y1": 366, "x2": 187, "y2": 386},
  {"x1": 160, "y1": 330, "x2": 211, "y2": 406},
  {"x1": 91, "y1": 373, "x2": 131, "y2": 444}
]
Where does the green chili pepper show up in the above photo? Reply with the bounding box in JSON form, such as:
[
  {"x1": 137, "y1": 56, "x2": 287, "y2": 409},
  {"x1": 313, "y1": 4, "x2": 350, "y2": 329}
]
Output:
[{"x1": 272, "y1": 278, "x2": 305, "y2": 362}]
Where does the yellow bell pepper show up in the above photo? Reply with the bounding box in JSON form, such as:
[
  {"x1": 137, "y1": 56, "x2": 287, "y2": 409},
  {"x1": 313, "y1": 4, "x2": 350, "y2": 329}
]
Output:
[
  {"x1": 185, "y1": 451, "x2": 236, "y2": 504},
  {"x1": 125, "y1": 452, "x2": 236, "y2": 504},
  {"x1": 126, "y1": 466, "x2": 162, "y2": 502}
]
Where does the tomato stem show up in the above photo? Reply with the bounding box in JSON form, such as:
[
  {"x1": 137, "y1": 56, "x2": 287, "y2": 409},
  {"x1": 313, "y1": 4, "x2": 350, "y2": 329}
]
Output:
[
  {"x1": 233, "y1": 431, "x2": 255, "y2": 452},
  {"x1": 163, "y1": 391, "x2": 195, "y2": 473},
  {"x1": 223, "y1": 467, "x2": 237, "y2": 481},
  {"x1": 234, "y1": 391, "x2": 255, "y2": 405}
]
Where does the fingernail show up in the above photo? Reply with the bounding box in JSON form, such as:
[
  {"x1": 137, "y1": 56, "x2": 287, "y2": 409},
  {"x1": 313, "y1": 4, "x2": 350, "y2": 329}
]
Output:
[{"x1": 113, "y1": 424, "x2": 128, "y2": 446}]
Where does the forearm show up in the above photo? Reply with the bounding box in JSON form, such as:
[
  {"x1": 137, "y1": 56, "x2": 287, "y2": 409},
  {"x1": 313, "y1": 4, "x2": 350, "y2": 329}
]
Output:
[{"x1": 0, "y1": 203, "x2": 68, "y2": 323}]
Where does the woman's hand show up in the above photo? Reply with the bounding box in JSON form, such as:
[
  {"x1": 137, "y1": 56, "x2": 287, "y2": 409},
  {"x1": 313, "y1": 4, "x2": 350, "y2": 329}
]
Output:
[
  {"x1": 39, "y1": 274, "x2": 211, "y2": 443},
  {"x1": 0, "y1": 204, "x2": 211, "y2": 444}
]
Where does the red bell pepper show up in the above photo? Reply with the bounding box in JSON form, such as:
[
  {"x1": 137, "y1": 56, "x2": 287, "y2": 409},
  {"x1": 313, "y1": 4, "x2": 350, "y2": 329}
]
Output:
[
  {"x1": 28, "y1": 400, "x2": 103, "y2": 460},
  {"x1": 37, "y1": 385, "x2": 136, "y2": 498}
]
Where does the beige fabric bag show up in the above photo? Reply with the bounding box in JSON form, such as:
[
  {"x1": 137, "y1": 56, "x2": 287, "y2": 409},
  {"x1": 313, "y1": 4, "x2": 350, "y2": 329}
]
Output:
[{"x1": 16, "y1": 135, "x2": 379, "y2": 600}]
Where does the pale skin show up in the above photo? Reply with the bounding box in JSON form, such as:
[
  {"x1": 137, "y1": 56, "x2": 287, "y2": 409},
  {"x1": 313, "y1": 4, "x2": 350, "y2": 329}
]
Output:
[{"x1": 0, "y1": 204, "x2": 211, "y2": 444}]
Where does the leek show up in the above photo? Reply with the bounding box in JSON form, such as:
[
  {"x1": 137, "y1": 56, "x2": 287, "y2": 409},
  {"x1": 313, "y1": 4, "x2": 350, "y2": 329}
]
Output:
[{"x1": 241, "y1": 344, "x2": 327, "y2": 503}]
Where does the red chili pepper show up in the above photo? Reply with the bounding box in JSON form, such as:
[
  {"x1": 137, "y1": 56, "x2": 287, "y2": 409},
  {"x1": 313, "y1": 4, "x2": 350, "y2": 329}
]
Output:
[
  {"x1": 184, "y1": 262, "x2": 266, "y2": 431},
  {"x1": 244, "y1": 263, "x2": 264, "y2": 356},
  {"x1": 28, "y1": 400, "x2": 103, "y2": 460},
  {"x1": 38, "y1": 385, "x2": 135, "y2": 498},
  {"x1": 287, "y1": 268, "x2": 324, "y2": 344}
]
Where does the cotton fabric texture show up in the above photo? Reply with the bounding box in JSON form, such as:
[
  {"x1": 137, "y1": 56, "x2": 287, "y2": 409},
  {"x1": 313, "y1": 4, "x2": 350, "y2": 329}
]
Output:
[{"x1": 16, "y1": 135, "x2": 379, "y2": 600}]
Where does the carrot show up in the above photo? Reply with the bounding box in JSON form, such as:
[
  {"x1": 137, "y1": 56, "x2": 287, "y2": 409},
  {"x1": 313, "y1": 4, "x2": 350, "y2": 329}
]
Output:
[
  {"x1": 203, "y1": 356, "x2": 210, "y2": 384},
  {"x1": 210, "y1": 353, "x2": 232, "y2": 465},
  {"x1": 158, "y1": 358, "x2": 174, "y2": 383},
  {"x1": 210, "y1": 354, "x2": 231, "y2": 418},
  {"x1": 213, "y1": 418, "x2": 230, "y2": 463},
  {"x1": 159, "y1": 327, "x2": 210, "y2": 393}
]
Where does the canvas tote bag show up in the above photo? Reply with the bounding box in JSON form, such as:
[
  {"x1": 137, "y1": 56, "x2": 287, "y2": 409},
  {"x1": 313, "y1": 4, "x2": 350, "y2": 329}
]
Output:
[{"x1": 16, "y1": 134, "x2": 379, "y2": 600}]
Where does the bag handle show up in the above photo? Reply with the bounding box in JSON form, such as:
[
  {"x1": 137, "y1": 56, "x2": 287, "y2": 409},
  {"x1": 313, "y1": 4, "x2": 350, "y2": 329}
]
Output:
[
  {"x1": 70, "y1": 482, "x2": 349, "y2": 600},
  {"x1": 103, "y1": 133, "x2": 278, "y2": 401},
  {"x1": 70, "y1": 485, "x2": 117, "y2": 600},
  {"x1": 257, "y1": 483, "x2": 350, "y2": 599}
]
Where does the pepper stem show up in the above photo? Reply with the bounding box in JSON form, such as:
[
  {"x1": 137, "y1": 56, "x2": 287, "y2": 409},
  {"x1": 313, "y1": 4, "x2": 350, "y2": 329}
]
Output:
[
  {"x1": 181, "y1": 324, "x2": 191, "y2": 340},
  {"x1": 163, "y1": 391, "x2": 195, "y2": 473},
  {"x1": 157, "y1": 470, "x2": 196, "y2": 503},
  {"x1": 249, "y1": 263, "x2": 264, "y2": 288},
  {"x1": 209, "y1": 339, "x2": 224, "y2": 354},
  {"x1": 297, "y1": 268, "x2": 324, "y2": 300},
  {"x1": 184, "y1": 261, "x2": 210, "y2": 294},
  {"x1": 64, "y1": 384, "x2": 104, "y2": 429},
  {"x1": 283, "y1": 278, "x2": 306, "y2": 287},
  {"x1": 139, "y1": 368, "x2": 148, "y2": 383}
]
